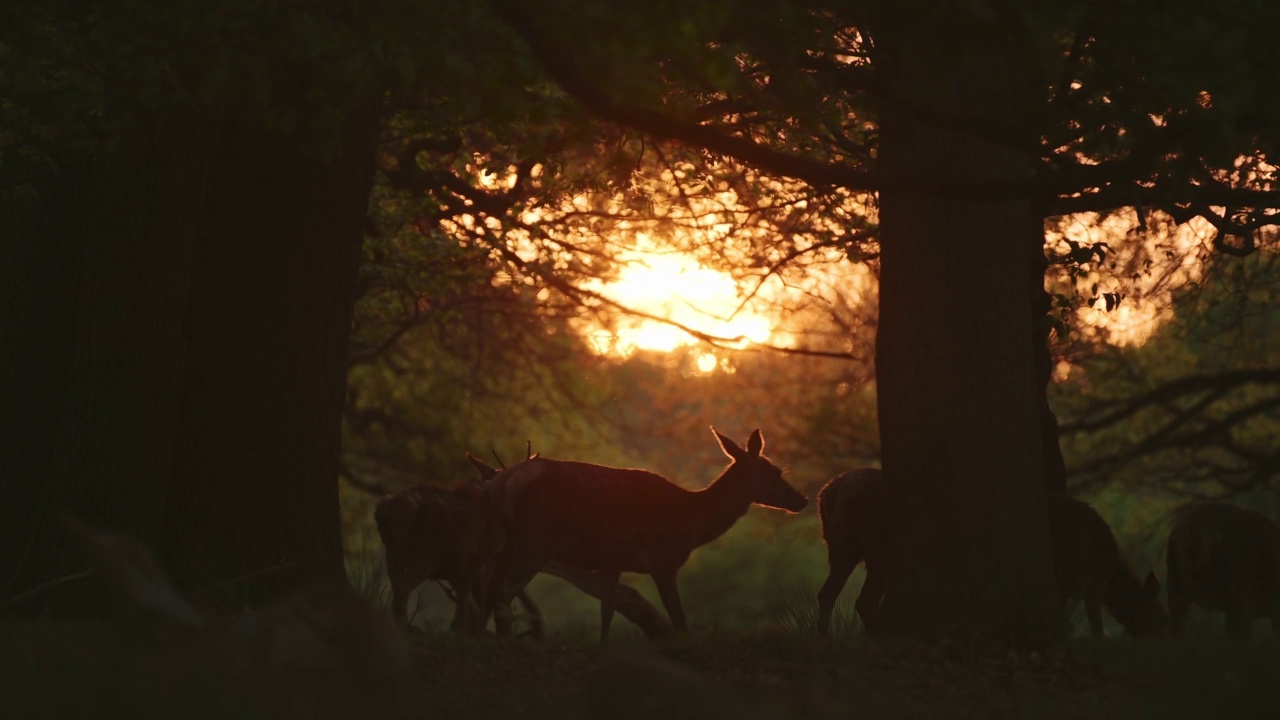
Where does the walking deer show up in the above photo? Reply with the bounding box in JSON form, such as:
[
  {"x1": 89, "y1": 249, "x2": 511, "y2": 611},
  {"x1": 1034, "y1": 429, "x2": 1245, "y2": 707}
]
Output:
[
  {"x1": 1166, "y1": 502, "x2": 1280, "y2": 640},
  {"x1": 815, "y1": 468, "x2": 889, "y2": 635},
  {"x1": 375, "y1": 454, "x2": 540, "y2": 635},
  {"x1": 816, "y1": 469, "x2": 1166, "y2": 637},
  {"x1": 487, "y1": 428, "x2": 808, "y2": 642}
]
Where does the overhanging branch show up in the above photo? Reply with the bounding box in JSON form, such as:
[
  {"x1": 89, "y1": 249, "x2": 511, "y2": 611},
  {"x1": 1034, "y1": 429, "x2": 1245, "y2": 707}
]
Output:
[{"x1": 489, "y1": 0, "x2": 880, "y2": 192}]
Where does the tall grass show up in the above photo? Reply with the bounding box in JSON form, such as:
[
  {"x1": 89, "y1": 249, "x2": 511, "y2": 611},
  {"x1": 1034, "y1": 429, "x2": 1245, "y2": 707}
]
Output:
[{"x1": 762, "y1": 576, "x2": 862, "y2": 638}]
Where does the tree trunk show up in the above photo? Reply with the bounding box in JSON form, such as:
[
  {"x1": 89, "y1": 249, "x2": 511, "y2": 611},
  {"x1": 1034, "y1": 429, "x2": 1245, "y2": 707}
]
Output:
[
  {"x1": 871, "y1": 7, "x2": 1061, "y2": 645},
  {"x1": 160, "y1": 108, "x2": 381, "y2": 604},
  {"x1": 0, "y1": 105, "x2": 379, "y2": 613}
]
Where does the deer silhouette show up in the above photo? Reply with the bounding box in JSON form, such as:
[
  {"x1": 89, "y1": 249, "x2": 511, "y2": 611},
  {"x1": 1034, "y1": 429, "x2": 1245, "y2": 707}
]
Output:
[
  {"x1": 1167, "y1": 502, "x2": 1280, "y2": 640},
  {"x1": 488, "y1": 428, "x2": 807, "y2": 642}
]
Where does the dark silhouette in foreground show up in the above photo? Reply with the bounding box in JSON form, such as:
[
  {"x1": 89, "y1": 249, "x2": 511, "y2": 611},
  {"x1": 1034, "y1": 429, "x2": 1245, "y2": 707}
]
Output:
[
  {"x1": 489, "y1": 428, "x2": 808, "y2": 642},
  {"x1": 1167, "y1": 502, "x2": 1280, "y2": 640},
  {"x1": 50, "y1": 513, "x2": 422, "y2": 717},
  {"x1": 816, "y1": 469, "x2": 1166, "y2": 637}
]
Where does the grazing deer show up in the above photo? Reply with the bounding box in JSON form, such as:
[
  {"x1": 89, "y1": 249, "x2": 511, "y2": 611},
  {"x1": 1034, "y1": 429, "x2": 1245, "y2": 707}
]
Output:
[
  {"x1": 375, "y1": 454, "x2": 541, "y2": 635},
  {"x1": 815, "y1": 469, "x2": 1166, "y2": 637},
  {"x1": 1049, "y1": 495, "x2": 1166, "y2": 637},
  {"x1": 1166, "y1": 502, "x2": 1280, "y2": 640},
  {"x1": 488, "y1": 428, "x2": 808, "y2": 642}
]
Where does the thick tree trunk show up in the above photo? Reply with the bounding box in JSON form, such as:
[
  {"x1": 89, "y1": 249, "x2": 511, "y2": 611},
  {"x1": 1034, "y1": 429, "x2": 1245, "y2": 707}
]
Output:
[
  {"x1": 871, "y1": 8, "x2": 1061, "y2": 645},
  {"x1": 1, "y1": 114, "x2": 222, "y2": 611},
  {"x1": 160, "y1": 108, "x2": 380, "y2": 603},
  {"x1": 1, "y1": 105, "x2": 379, "y2": 613}
]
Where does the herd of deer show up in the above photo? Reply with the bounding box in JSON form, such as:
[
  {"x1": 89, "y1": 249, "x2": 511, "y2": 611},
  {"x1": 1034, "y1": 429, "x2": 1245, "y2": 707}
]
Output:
[{"x1": 376, "y1": 428, "x2": 1280, "y2": 643}]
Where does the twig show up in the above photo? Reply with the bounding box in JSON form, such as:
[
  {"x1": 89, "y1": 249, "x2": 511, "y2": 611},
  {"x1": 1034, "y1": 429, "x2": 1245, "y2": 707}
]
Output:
[
  {"x1": 191, "y1": 560, "x2": 306, "y2": 597},
  {"x1": 0, "y1": 568, "x2": 96, "y2": 612}
]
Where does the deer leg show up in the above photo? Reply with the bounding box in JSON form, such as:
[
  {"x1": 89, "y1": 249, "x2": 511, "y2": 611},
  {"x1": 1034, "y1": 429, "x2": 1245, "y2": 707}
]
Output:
[
  {"x1": 652, "y1": 570, "x2": 687, "y2": 632},
  {"x1": 451, "y1": 578, "x2": 486, "y2": 636},
  {"x1": 1085, "y1": 598, "x2": 1105, "y2": 638},
  {"x1": 1167, "y1": 588, "x2": 1191, "y2": 638},
  {"x1": 1166, "y1": 548, "x2": 1191, "y2": 637},
  {"x1": 1225, "y1": 592, "x2": 1253, "y2": 641},
  {"x1": 817, "y1": 554, "x2": 857, "y2": 636},
  {"x1": 493, "y1": 556, "x2": 544, "y2": 640},
  {"x1": 516, "y1": 590, "x2": 544, "y2": 640},
  {"x1": 491, "y1": 595, "x2": 514, "y2": 638},
  {"x1": 854, "y1": 562, "x2": 887, "y2": 635},
  {"x1": 599, "y1": 571, "x2": 622, "y2": 643}
]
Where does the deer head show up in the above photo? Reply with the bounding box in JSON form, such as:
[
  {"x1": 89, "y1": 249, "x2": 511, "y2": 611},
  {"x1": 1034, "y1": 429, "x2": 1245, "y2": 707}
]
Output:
[
  {"x1": 711, "y1": 428, "x2": 808, "y2": 513},
  {"x1": 1126, "y1": 571, "x2": 1168, "y2": 636}
]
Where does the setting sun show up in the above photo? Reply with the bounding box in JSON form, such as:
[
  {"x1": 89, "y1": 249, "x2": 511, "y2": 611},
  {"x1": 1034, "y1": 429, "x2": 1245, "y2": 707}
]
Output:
[{"x1": 579, "y1": 237, "x2": 781, "y2": 358}]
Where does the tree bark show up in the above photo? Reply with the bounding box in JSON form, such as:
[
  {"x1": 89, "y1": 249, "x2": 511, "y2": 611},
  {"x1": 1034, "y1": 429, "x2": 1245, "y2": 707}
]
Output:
[
  {"x1": 159, "y1": 107, "x2": 381, "y2": 604},
  {"x1": 0, "y1": 103, "x2": 380, "y2": 613},
  {"x1": 870, "y1": 6, "x2": 1062, "y2": 646}
]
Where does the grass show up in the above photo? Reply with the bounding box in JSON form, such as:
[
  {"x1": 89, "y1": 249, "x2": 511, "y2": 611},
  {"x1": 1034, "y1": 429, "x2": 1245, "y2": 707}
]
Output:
[
  {"x1": 306, "y1": 494, "x2": 1280, "y2": 717},
  {"x1": 763, "y1": 576, "x2": 862, "y2": 638},
  {"x1": 5, "y1": 608, "x2": 1280, "y2": 719}
]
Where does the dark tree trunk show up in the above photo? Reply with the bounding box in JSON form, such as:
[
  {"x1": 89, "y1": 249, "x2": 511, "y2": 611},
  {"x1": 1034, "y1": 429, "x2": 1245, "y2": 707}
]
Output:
[
  {"x1": 0, "y1": 105, "x2": 380, "y2": 613},
  {"x1": 160, "y1": 108, "x2": 381, "y2": 604},
  {"x1": 870, "y1": 9, "x2": 1062, "y2": 645},
  {"x1": 1035, "y1": 241, "x2": 1068, "y2": 498}
]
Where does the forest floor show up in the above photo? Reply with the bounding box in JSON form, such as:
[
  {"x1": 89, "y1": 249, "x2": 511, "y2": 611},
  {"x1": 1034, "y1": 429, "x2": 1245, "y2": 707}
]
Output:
[
  {"x1": 4, "y1": 619, "x2": 1279, "y2": 719},
  {"x1": 412, "y1": 631, "x2": 1280, "y2": 719}
]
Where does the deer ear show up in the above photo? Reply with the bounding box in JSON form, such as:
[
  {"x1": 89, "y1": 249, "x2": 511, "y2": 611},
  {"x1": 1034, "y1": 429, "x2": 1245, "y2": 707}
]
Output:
[
  {"x1": 746, "y1": 429, "x2": 764, "y2": 456},
  {"x1": 711, "y1": 427, "x2": 746, "y2": 460},
  {"x1": 467, "y1": 452, "x2": 498, "y2": 481},
  {"x1": 1144, "y1": 570, "x2": 1160, "y2": 595}
]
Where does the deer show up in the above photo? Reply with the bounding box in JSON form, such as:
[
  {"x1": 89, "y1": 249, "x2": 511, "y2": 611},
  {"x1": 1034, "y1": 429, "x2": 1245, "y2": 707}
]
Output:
[
  {"x1": 815, "y1": 468, "x2": 889, "y2": 635},
  {"x1": 486, "y1": 428, "x2": 808, "y2": 642},
  {"x1": 374, "y1": 453, "x2": 541, "y2": 636},
  {"x1": 1166, "y1": 502, "x2": 1280, "y2": 640},
  {"x1": 1049, "y1": 495, "x2": 1166, "y2": 637},
  {"x1": 816, "y1": 468, "x2": 1166, "y2": 637}
]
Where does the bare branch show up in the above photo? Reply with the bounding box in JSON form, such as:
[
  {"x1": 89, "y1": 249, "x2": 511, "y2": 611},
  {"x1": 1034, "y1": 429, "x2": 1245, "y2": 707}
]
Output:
[
  {"x1": 1061, "y1": 369, "x2": 1280, "y2": 434},
  {"x1": 1, "y1": 568, "x2": 96, "y2": 613}
]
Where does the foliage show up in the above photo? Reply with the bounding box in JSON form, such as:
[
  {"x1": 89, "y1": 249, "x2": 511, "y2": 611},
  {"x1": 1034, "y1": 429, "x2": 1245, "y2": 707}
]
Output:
[{"x1": 1057, "y1": 241, "x2": 1280, "y2": 502}]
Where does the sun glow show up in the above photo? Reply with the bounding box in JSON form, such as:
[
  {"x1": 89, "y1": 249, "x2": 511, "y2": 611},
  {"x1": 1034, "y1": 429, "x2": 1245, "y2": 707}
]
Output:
[
  {"x1": 1049, "y1": 211, "x2": 1216, "y2": 347},
  {"x1": 695, "y1": 352, "x2": 719, "y2": 373},
  {"x1": 580, "y1": 241, "x2": 782, "y2": 358}
]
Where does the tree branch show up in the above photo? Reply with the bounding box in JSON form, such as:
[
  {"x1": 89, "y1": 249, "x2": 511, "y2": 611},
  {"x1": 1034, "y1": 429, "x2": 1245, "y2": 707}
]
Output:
[
  {"x1": 1048, "y1": 182, "x2": 1280, "y2": 218},
  {"x1": 1061, "y1": 369, "x2": 1280, "y2": 434},
  {"x1": 489, "y1": 1, "x2": 880, "y2": 192}
]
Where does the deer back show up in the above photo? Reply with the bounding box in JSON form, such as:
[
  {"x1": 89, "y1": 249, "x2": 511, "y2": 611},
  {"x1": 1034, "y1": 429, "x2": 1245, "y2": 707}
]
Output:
[
  {"x1": 488, "y1": 429, "x2": 804, "y2": 574},
  {"x1": 817, "y1": 468, "x2": 885, "y2": 562},
  {"x1": 491, "y1": 458, "x2": 698, "y2": 571},
  {"x1": 375, "y1": 483, "x2": 505, "y2": 595},
  {"x1": 1168, "y1": 502, "x2": 1280, "y2": 612}
]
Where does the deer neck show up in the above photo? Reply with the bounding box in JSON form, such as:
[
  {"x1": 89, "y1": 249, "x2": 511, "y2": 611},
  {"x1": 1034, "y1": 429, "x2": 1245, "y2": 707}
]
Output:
[{"x1": 687, "y1": 470, "x2": 753, "y2": 547}]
